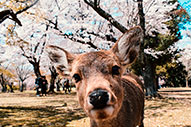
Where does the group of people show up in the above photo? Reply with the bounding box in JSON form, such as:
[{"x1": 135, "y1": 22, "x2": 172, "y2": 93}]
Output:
[
  {"x1": 35, "y1": 76, "x2": 72, "y2": 96},
  {"x1": 35, "y1": 76, "x2": 48, "y2": 97}
]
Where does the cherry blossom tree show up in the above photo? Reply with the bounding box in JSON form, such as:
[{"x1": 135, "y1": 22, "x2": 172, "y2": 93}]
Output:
[
  {"x1": 15, "y1": 62, "x2": 32, "y2": 92},
  {"x1": 179, "y1": 47, "x2": 191, "y2": 87},
  {"x1": 83, "y1": 0, "x2": 179, "y2": 96},
  {"x1": 0, "y1": 0, "x2": 179, "y2": 95}
]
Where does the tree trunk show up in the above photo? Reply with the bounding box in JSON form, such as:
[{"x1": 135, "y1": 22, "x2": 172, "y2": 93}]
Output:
[
  {"x1": 143, "y1": 57, "x2": 157, "y2": 97},
  {"x1": 1, "y1": 84, "x2": 7, "y2": 92},
  {"x1": 48, "y1": 66, "x2": 58, "y2": 93},
  {"x1": 0, "y1": 74, "x2": 7, "y2": 92},
  {"x1": 186, "y1": 76, "x2": 189, "y2": 87},
  {"x1": 137, "y1": 0, "x2": 158, "y2": 97},
  {"x1": 8, "y1": 82, "x2": 14, "y2": 93},
  {"x1": 137, "y1": 0, "x2": 146, "y2": 34},
  {"x1": 31, "y1": 62, "x2": 41, "y2": 78},
  {"x1": 20, "y1": 81, "x2": 24, "y2": 92}
]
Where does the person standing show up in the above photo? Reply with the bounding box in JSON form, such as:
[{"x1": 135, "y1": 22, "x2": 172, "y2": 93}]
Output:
[
  {"x1": 35, "y1": 77, "x2": 42, "y2": 97},
  {"x1": 41, "y1": 76, "x2": 48, "y2": 96},
  {"x1": 8, "y1": 82, "x2": 14, "y2": 93},
  {"x1": 64, "y1": 79, "x2": 71, "y2": 94}
]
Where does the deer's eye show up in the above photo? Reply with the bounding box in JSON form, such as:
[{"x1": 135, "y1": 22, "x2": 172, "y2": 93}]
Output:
[
  {"x1": 72, "y1": 74, "x2": 81, "y2": 83},
  {"x1": 112, "y1": 65, "x2": 120, "y2": 75}
]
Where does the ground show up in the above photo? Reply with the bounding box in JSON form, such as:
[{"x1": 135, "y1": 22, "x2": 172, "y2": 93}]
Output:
[{"x1": 0, "y1": 88, "x2": 191, "y2": 127}]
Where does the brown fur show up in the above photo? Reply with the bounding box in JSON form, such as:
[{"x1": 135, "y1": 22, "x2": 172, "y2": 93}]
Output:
[
  {"x1": 72, "y1": 52, "x2": 144, "y2": 127},
  {"x1": 47, "y1": 26, "x2": 144, "y2": 127},
  {"x1": 90, "y1": 76, "x2": 144, "y2": 127}
]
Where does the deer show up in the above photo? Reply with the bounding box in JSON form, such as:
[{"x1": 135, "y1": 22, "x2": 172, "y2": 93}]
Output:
[{"x1": 47, "y1": 26, "x2": 145, "y2": 127}]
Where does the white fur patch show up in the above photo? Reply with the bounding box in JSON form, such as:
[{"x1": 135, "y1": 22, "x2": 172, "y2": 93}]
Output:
[{"x1": 105, "y1": 106, "x2": 114, "y2": 116}]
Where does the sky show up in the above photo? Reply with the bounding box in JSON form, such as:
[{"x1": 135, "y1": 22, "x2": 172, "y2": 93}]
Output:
[{"x1": 177, "y1": 0, "x2": 191, "y2": 49}]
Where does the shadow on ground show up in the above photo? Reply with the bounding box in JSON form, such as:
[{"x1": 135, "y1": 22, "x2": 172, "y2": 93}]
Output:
[
  {"x1": 0, "y1": 102, "x2": 86, "y2": 127},
  {"x1": 144, "y1": 98, "x2": 178, "y2": 110}
]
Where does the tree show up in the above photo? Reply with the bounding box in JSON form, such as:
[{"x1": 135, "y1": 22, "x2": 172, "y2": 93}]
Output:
[
  {"x1": 1, "y1": 0, "x2": 126, "y2": 91},
  {"x1": 175, "y1": 3, "x2": 191, "y2": 87},
  {"x1": 5, "y1": 24, "x2": 47, "y2": 78},
  {"x1": 0, "y1": 44, "x2": 21, "y2": 92},
  {"x1": 0, "y1": 0, "x2": 44, "y2": 78},
  {"x1": 154, "y1": 5, "x2": 191, "y2": 89},
  {"x1": 156, "y1": 60, "x2": 187, "y2": 87},
  {"x1": 0, "y1": 0, "x2": 181, "y2": 96},
  {"x1": 134, "y1": 0, "x2": 185, "y2": 96},
  {"x1": 83, "y1": 0, "x2": 179, "y2": 97},
  {"x1": 15, "y1": 62, "x2": 32, "y2": 92},
  {"x1": 0, "y1": 66, "x2": 15, "y2": 92},
  {"x1": 179, "y1": 48, "x2": 191, "y2": 87}
]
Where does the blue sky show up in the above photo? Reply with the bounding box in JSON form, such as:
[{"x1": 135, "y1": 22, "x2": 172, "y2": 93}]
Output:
[{"x1": 177, "y1": 0, "x2": 191, "y2": 48}]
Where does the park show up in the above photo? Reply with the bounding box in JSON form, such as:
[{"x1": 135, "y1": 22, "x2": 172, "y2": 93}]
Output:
[{"x1": 1, "y1": 0, "x2": 191, "y2": 127}]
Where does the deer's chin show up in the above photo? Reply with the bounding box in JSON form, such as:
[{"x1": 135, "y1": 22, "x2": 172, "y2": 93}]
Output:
[{"x1": 87, "y1": 105, "x2": 118, "y2": 121}]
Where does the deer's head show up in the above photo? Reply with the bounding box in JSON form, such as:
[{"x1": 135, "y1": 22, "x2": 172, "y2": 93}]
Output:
[{"x1": 47, "y1": 26, "x2": 143, "y2": 121}]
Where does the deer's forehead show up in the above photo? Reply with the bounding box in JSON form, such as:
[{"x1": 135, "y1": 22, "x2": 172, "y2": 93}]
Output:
[
  {"x1": 71, "y1": 51, "x2": 119, "y2": 73},
  {"x1": 77, "y1": 51, "x2": 118, "y2": 66}
]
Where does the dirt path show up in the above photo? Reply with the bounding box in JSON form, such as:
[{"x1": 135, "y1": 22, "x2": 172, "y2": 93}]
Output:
[{"x1": 0, "y1": 88, "x2": 191, "y2": 127}]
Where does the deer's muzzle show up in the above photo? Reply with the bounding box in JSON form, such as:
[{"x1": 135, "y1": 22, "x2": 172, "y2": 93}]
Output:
[{"x1": 89, "y1": 89, "x2": 109, "y2": 109}]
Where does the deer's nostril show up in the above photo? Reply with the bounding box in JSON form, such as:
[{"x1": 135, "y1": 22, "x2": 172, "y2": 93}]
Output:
[{"x1": 89, "y1": 89, "x2": 109, "y2": 109}]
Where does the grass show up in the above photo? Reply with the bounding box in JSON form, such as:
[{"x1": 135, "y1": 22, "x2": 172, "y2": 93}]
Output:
[{"x1": 0, "y1": 88, "x2": 191, "y2": 127}]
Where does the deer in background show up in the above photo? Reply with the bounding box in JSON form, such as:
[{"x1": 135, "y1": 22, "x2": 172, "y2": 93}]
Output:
[{"x1": 47, "y1": 26, "x2": 144, "y2": 127}]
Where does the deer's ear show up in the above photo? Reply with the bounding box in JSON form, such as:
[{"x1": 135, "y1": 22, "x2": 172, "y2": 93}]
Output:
[
  {"x1": 46, "y1": 45, "x2": 76, "y2": 75},
  {"x1": 111, "y1": 26, "x2": 143, "y2": 67}
]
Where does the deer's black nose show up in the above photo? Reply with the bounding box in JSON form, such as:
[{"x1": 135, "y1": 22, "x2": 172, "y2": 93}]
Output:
[{"x1": 89, "y1": 89, "x2": 109, "y2": 109}]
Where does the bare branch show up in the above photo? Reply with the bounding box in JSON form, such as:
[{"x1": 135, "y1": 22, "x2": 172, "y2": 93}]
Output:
[
  {"x1": 20, "y1": 46, "x2": 31, "y2": 59},
  {"x1": 16, "y1": 0, "x2": 39, "y2": 15},
  {"x1": 144, "y1": 0, "x2": 156, "y2": 14},
  {"x1": 0, "y1": 0, "x2": 39, "y2": 25},
  {"x1": 59, "y1": 32, "x2": 99, "y2": 49},
  {"x1": 38, "y1": 24, "x2": 49, "y2": 63},
  {"x1": 45, "y1": 19, "x2": 99, "y2": 49},
  {"x1": 15, "y1": 63, "x2": 31, "y2": 82},
  {"x1": 55, "y1": 0, "x2": 61, "y2": 10},
  {"x1": 87, "y1": 31, "x2": 116, "y2": 42},
  {"x1": 84, "y1": 0, "x2": 127, "y2": 33},
  {"x1": 0, "y1": 10, "x2": 22, "y2": 26},
  {"x1": 34, "y1": 42, "x2": 40, "y2": 53}
]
